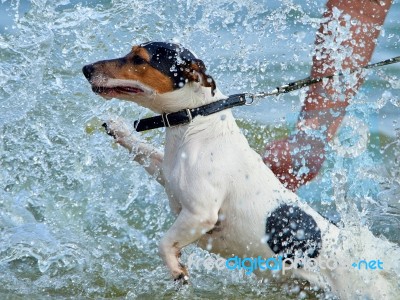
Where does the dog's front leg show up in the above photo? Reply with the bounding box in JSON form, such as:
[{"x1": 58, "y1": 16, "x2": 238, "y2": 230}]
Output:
[
  {"x1": 103, "y1": 119, "x2": 165, "y2": 186},
  {"x1": 159, "y1": 208, "x2": 218, "y2": 283}
]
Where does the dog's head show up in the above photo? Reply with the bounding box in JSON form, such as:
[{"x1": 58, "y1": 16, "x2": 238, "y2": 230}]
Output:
[{"x1": 82, "y1": 42, "x2": 216, "y2": 111}]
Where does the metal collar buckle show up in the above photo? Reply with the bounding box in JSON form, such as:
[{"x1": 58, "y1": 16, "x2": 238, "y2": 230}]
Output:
[
  {"x1": 162, "y1": 109, "x2": 193, "y2": 128},
  {"x1": 185, "y1": 108, "x2": 193, "y2": 123}
]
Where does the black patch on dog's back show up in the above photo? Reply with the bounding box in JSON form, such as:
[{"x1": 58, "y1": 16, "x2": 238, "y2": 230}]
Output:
[{"x1": 265, "y1": 204, "x2": 322, "y2": 260}]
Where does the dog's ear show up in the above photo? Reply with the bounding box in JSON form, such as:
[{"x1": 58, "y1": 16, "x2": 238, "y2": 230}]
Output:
[{"x1": 181, "y1": 59, "x2": 216, "y2": 96}]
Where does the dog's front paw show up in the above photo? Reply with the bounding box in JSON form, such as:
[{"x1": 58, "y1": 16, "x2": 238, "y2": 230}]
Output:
[
  {"x1": 174, "y1": 272, "x2": 190, "y2": 285},
  {"x1": 102, "y1": 118, "x2": 140, "y2": 151},
  {"x1": 173, "y1": 262, "x2": 190, "y2": 286},
  {"x1": 102, "y1": 122, "x2": 116, "y2": 139},
  {"x1": 102, "y1": 118, "x2": 131, "y2": 140}
]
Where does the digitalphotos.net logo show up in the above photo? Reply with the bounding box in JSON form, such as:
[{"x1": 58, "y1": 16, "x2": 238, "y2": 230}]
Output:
[{"x1": 187, "y1": 253, "x2": 383, "y2": 275}]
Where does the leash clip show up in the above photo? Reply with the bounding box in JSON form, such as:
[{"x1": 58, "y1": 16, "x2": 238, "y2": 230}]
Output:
[
  {"x1": 244, "y1": 93, "x2": 266, "y2": 106},
  {"x1": 244, "y1": 93, "x2": 256, "y2": 106},
  {"x1": 244, "y1": 88, "x2": 281, "y2": 106}
]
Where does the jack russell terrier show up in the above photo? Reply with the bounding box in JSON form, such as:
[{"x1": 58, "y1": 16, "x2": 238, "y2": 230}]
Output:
[{"x1": 83, "y1": 41, "x2": 398, "y2": 299}]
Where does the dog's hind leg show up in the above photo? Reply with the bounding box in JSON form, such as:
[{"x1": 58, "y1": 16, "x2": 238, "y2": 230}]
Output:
[
  {"x1": 103, "y1": 118, "x2": 165, "y2": 186},
  {"x1": 158, "y1": 208, "x2": 219, "y2": 283}
]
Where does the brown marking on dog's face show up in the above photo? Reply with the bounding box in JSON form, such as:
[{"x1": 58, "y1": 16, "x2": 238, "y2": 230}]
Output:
[
  {"x1": 182, "y1": 59, "x2": 216, "y2": 95},
  {"x1": 131, "y1": 45, "x2": 150, "y2": 61},
  {"x1": 119, "y1": 50, "x2": 175, "y2": 94},
  {"x1": 82, "y1": 46, "x2": 174, "y2": 99},
  {"x1": 82, "y1": 42, "x2": 216, "y2": 101}
]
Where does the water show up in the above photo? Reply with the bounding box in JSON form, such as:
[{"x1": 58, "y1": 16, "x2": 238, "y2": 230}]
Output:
[{"x1": 0, "y1": 0, "x2": 399, "y2": 298}]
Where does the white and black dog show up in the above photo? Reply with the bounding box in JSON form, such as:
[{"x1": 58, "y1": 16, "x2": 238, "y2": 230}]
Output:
[{"x1": 83, "y1": 42, "x2": 398, "y2": 299}]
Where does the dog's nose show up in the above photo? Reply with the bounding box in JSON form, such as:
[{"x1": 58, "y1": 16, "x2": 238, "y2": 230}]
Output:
[{"x1": 82, "y1": 64, "x2": 95, "y2": 80}]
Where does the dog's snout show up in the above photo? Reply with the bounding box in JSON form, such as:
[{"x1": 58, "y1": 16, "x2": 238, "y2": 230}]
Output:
[{"x1": 82, "y1": 64, "x2": 95, "y2": 80}]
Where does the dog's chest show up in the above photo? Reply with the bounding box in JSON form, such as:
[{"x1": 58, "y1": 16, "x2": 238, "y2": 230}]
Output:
[
  {"x1": 161, "y1": 120, "x2": 239, "y2": 209},
  {"x1": 162, "y1": 134, "x2": 213, "y2": 199}
]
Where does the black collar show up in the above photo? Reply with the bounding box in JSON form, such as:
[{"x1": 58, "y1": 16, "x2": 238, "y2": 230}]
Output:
[{"x1": 133, "y1": 93, "x2": 246, "y2": 132}]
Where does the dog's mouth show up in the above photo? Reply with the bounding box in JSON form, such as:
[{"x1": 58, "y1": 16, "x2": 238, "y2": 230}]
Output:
[
  {"x1": 88, "y1": 78, "x2": 154, "y2": 100},
  {"x1": 92, "y1": 85, "x2": 144, "y2": 95}
]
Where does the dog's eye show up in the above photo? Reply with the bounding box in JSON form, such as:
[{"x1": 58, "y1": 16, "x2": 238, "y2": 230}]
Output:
[{"x1": 132, "y1": 55, "x2": 147, "y2": 65}]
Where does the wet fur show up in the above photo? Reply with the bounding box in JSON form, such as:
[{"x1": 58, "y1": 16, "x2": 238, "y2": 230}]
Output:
[{"x1": 83, "y1": 42, "x2": 399, "y2": 299}]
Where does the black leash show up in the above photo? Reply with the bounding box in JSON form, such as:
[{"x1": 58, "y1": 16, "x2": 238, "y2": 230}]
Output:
[
  {"x1": 134, "y1": 55, "x2": 400, "y2": 132},
  {"x1": 246, "y1": 55, "x2": 400, "y2": 101}
]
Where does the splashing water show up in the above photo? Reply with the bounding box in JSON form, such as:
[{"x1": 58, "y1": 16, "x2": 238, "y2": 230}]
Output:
[{"x1": 1, "y1": 0, "x2": 399, "y2": 298}]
